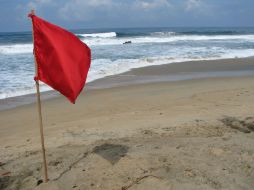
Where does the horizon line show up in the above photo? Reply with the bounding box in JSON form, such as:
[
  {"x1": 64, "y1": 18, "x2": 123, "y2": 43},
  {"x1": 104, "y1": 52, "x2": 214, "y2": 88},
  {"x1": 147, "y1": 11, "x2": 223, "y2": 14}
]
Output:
[{"x1": 1, "y1": 25, "x2": 254, "y2": 33}]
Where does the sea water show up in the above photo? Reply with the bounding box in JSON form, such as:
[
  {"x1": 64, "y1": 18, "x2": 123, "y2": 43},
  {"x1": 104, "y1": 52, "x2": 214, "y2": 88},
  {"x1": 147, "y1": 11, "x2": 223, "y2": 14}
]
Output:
[{"x1": 1, "y1": 27, "x2": 254, "y2": 99}]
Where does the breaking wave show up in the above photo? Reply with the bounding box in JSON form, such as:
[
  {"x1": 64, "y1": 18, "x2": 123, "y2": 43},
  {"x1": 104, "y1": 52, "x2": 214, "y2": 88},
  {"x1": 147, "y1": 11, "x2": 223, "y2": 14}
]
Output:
[
  {"x1": 77, "y1": 32, "x2": 117, "y2": 38},
  {"x1": 1, "y1": 33, "x2": 254, "y2": 55},
  {"x1": 0, "y1": 44, "x2": 32, "y2": 54}
]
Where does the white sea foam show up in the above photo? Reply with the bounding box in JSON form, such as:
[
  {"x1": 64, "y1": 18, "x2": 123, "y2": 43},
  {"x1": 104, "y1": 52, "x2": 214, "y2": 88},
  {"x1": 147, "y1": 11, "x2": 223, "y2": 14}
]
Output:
[
  {"x1": 86, "y1": 48, "x2": 254, "y2": 82},
  {"x1": 78, "y1": 32, "x2": 117, "y2": 38},
  {"x1": 82, "y1": 34, "x2": 254, "y2": 46},
  {"x1": 175, "y1": 34, "x2": 254, "y2": 41},
  {"x1": 151, "y1": 32, "x2": 177, "y2": 36},
  {"x1": 218, "y1": 49, "x2": 254, "y2": 59},
  {"x1": 0, "y1": 83, "x2": 52, "y2": 100},
  {"x1": 1, "y1": 34, "x2": 254, "y2": 55},
  {"x1": 0, "y1": 44, "x2": 33, "y2": 55}
]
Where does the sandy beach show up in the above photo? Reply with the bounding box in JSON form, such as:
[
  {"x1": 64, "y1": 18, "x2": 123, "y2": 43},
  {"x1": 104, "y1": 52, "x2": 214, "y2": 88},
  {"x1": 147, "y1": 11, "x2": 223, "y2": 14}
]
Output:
[{"x1": 1, "y1": 58, "x2": 254, "y2": 190}]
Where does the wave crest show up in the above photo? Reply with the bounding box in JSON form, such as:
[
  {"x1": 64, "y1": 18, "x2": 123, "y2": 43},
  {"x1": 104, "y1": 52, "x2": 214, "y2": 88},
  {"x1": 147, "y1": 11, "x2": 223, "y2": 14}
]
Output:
[
  {"x1": 150, "y1": 32, "x2": 177, "y2": 36},
  {"x1": 78, "y1": 32, "x2": 117, "y2": 38},
  {"x1": 0, "y1": 44, "x2": 32, "y2": 55}
]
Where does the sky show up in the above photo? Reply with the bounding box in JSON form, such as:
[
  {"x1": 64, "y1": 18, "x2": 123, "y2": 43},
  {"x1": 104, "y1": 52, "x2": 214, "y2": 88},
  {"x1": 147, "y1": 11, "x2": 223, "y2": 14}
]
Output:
[{"x1": 0, "y1": 0, "x2": 254, "y2": 32}]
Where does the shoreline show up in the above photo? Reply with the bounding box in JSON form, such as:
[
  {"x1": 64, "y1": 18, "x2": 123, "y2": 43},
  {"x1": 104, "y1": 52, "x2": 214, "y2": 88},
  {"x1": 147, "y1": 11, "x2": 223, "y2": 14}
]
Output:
[{"x1": 1, "y1": 57, "x2": 254, "y2": 111}]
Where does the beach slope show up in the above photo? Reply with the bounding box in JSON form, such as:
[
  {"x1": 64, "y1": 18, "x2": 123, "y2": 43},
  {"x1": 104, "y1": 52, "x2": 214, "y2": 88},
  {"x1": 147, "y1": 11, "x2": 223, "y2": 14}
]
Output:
[{"x1": 1, "y1": 58, "x2": 254, "y2": 190}]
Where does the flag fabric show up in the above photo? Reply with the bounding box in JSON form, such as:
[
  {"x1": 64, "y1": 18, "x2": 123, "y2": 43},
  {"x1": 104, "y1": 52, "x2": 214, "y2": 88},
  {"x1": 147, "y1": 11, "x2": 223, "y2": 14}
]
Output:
[{"x1": 29, "y1": 14, "x2": 91, "y2": 103}]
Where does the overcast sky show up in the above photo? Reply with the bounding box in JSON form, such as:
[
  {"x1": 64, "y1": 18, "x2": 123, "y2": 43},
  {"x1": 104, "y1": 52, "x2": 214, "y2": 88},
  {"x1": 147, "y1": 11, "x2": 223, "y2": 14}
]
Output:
[{"x1": 0, "y1": 0, "x2": 254, "y2": 32}]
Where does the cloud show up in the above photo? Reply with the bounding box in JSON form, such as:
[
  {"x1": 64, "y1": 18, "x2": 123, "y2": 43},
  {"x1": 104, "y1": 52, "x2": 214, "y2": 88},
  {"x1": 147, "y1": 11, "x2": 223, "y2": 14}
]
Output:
[
  {"x1": 133, "y1": 0, "x2": 172, "y2": 10},
  {"x1": 1, "y1": 0, "x2": 253, "y2": 32},
  {"x1": 185, "y1": 0, "x2": 202, "y2": 11},
  {"x1": 17, "y1": 0, "x2": 56, "y2": 18},
  {"x1": 183, "y1": 0, "x2": 214, "y2": 16},
  {"x1": 15, "y1": 0, "x2": 53, "y2": 22},
  {"x1": 58, "y1": 0, "x2": 173, "y2": 22},
  {"x1": 58, "y1": 0, "x2": 114, "y2": 21},
  {"x1": 14, "y1": 0, "x2": 227, "y2": 29},
  {"x1": 87, "y1": 0, "x2": 113, "y2": 7},
  {"x1": 26, "y1": 0, "x2": 53, "y2": 10}
]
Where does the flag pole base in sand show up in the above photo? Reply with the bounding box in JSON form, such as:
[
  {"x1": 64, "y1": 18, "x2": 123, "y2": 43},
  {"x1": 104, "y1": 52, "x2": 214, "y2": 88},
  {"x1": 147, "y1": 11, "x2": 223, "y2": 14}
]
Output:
[{"x1": 35, "y1": 80, "x2": 49, "y2": 183}]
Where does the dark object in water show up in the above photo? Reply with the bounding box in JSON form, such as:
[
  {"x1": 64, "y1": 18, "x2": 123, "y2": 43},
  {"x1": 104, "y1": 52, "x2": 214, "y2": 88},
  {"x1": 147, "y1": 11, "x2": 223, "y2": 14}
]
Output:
[{"x1": 123, "y1": 41, "x2": 132, "y2": 44}]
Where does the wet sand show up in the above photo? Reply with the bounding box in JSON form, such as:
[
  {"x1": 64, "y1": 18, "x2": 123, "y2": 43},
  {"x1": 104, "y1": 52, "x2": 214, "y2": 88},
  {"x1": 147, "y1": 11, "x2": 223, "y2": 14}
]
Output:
[{"x1": 0, "y1": 58, "x2": 254, "y2": 190}]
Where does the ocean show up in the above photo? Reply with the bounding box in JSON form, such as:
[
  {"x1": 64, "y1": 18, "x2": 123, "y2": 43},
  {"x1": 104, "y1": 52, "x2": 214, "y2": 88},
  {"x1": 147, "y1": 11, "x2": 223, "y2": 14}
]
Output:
[{"x1": 0, "y1": 27, "x2": 254, "y2": 99}]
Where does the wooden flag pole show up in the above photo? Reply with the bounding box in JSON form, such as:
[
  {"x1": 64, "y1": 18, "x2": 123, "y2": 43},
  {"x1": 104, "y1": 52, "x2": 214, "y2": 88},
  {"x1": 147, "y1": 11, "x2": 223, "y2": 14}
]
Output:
[{"x1": 30, "y1": 9, "x2": 49, "y2": 183}]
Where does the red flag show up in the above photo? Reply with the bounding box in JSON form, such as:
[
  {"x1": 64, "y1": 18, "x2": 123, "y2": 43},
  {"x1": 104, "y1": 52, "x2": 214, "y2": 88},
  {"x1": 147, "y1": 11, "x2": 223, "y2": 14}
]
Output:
[{"x1": 29, "y1": 14, "x2": 91, "y2": 103}]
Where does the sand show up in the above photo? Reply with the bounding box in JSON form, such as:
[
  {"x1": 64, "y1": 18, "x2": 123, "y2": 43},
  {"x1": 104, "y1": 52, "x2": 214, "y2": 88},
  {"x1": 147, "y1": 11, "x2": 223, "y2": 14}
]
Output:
[{"x1": 0, "y1": 58, "x2": 254, "y2": 190}]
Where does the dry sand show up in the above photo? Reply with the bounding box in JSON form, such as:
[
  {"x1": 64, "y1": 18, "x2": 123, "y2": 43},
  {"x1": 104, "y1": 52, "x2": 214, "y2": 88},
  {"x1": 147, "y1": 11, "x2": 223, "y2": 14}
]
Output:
[{"x1": 0, "y1": 58, "x2": 254, "y2": 190}]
